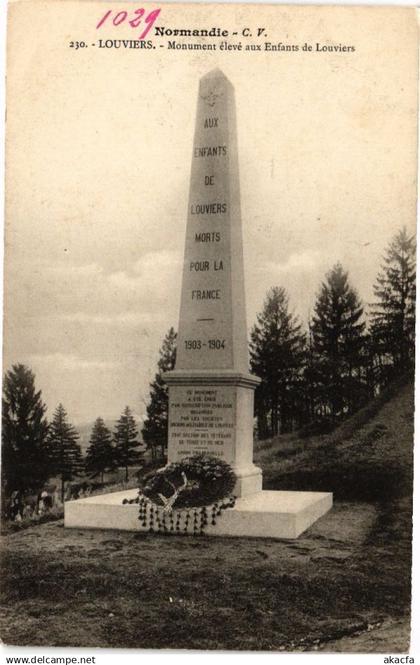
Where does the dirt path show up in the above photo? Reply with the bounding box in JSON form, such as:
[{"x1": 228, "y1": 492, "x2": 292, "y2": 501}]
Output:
[{"x1": 316, "y1": 618, "x2": 411, "y2": 653}]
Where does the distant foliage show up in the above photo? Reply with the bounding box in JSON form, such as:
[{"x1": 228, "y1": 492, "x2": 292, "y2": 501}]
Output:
[
  {"x1": 114, "y1": 406, "x2": 143, "y2": 482},
  {"x1": 1, "y1": 364, "x2": 49, "y2": 498},
  {"x1": 370, "y1": 227, "x2": 416, "y2": 385},
  {"x1": 310, "y1": 263, "x2": 367, "y2": 419},
  {"x1": 250, "y1": 287, "x2": 306, "y2": 438},
  {"x1": 45, "y1": 403, "x2": 84, "y2": 502},
  {"x1": 85, "y1": 417, "x2": 115, "y2": 483},
  {"x1": 142, "y1": 327, "x2": 177, "y2": 461}
]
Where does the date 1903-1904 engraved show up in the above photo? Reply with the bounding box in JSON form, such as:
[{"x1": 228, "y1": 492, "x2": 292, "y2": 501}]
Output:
[{"x1": 185, "y1": 340, "x2": 226, "y2": 350}]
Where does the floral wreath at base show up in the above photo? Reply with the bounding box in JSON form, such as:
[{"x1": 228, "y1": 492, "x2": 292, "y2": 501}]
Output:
[{"x1": 123, "y1": 454, "x2": 237, "y2": 535}]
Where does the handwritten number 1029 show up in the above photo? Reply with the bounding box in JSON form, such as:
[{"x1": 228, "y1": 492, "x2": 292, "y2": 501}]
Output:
[{"x1": 96, "y1": 8, "x2": 161, "y2": 40}]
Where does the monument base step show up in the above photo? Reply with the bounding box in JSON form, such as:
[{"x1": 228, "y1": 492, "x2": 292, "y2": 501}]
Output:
[{"x1": 65, "y1": 489, "x2": 333, "y2": 539}]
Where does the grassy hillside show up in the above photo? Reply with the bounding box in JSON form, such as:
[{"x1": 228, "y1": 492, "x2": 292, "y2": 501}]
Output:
[
  {"x1": 0, "y1": 380, "x2": 414, "y2": 651},
  {"x1": 257, "y1": 377, "x2": 414, "y2": 502}
]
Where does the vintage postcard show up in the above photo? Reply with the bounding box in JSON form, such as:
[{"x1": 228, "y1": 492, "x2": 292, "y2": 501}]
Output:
[{"x1": 1, "y1": 0, "x2": 418, "y2": 654}]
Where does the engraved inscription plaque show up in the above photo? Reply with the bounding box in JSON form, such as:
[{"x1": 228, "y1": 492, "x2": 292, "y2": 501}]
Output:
[{"x1": 168, "y1": 386, "x2": 235, "y2": 463}]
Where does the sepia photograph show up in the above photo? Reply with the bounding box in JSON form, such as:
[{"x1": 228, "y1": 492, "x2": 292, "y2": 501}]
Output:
[{"x1": 0, "y1": 0, "x2": 418, "y2": 655}]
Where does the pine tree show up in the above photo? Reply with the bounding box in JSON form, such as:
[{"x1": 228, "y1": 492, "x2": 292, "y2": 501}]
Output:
[
  {"x1": 1, "y1": 364, "x2": 49, "y2": 498},
  {"x1": 250, "y1": 287, "x2": 306, "y2": 438},
  {"x1": 370, "y1": 227, "x2": 416, "y2": 382},
  {"x1": 114, "y1": 406, "x2": 143, "y2": 482},
  {"x1": 311, "y1": 263, "x2": 366, "y2": 419},
  {"x1": 45, "y1": 403, "x2": 83, "y2": 502},
  {"x1": 85, "y1": 418, "x2": 115, "y2": 483},
  {"x1": 142, "y1": 327, "x2": 177, "y2": 460},
  {"x1": 302, "y1": 322, "x2": 317, "y2": 423}
]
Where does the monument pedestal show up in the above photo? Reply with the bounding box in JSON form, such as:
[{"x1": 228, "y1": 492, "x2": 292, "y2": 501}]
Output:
[
  {"x1": 64, "y1": 488, "x2": 333, "y2": 539},
  {"x1": 163, "y1": 369, "x2": 262, "y2": 498}
]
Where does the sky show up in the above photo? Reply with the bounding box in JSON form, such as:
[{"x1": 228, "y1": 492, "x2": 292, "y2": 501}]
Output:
[{"x1": 3, "y1": 2, "x2": 417, "y2": 425}]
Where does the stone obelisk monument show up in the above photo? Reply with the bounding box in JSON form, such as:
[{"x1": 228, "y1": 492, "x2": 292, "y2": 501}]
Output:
[
  {"x1": 64, "y1": 69, "x2": 332, "y2": 538},
  {"x1": 164, "y1": 69, "x2": 262, "y2": 497}
]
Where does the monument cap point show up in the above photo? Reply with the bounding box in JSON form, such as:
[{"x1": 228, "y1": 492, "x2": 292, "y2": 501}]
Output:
[{"x1": 201, "y1": 67, "x2": 230, "y2": 82}]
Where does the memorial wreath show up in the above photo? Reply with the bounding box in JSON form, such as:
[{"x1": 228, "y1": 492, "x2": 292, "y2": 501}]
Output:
[{"x1": 124, "y1": 454, "x2": 237, "y2": 535}]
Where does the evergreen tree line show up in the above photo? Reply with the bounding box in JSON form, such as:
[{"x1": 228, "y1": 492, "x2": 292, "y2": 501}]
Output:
[
  {"x1": 250, "y1": 227, "x2": 415, "y2": 438},
  {"x1": 141, "y1": 227, "x2": 415, "y2": 442},
  {"x1": 2, "y1": 370, "x2": 143, "y2": 503}
]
